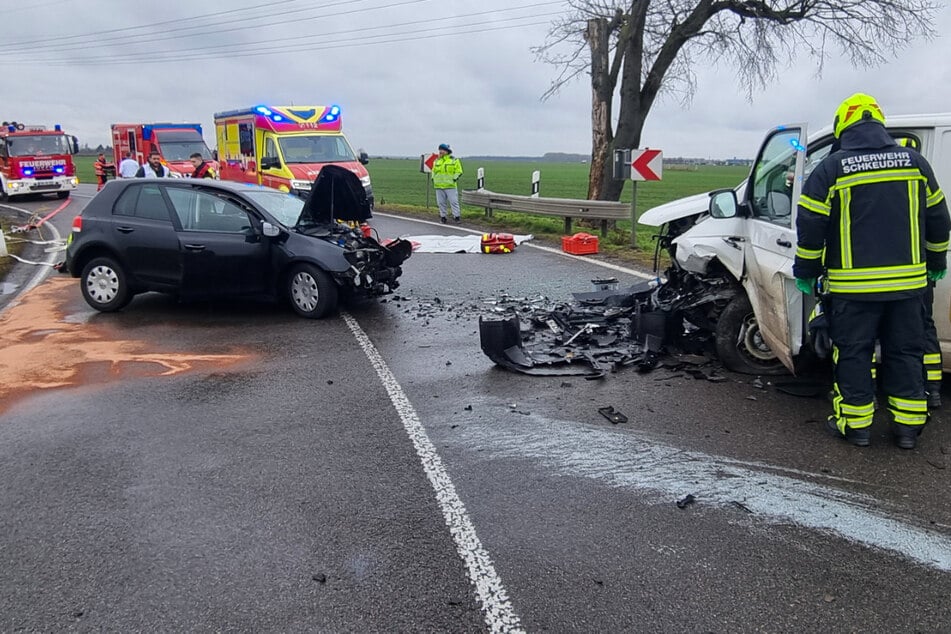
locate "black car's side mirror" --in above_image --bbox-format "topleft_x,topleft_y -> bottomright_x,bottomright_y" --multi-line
262,222 -> 280,238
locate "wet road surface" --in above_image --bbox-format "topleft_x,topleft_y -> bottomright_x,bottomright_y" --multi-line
1,187 -> 949,631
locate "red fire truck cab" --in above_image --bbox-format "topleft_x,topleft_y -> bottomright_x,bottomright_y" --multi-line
0,121 -> 79,200
111,122 -> 217,178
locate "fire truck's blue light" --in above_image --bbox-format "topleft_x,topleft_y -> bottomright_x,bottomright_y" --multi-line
273,115 -> 283,122
6,126 -> 13,132
23,168 -> 34,177
54,124 -> 62,131
255,106 -> 272,116
329,106 -> 340,116
54,166 -> 65,174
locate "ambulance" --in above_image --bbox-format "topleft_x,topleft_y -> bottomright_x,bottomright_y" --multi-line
213,105 -> 372,205
0,121 -> 79,200
110,123 -> 217,177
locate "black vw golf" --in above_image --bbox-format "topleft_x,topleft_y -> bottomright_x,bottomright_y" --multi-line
65,166 -> 412,318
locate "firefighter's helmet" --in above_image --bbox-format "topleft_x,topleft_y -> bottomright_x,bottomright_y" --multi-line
833,93 -> 885,138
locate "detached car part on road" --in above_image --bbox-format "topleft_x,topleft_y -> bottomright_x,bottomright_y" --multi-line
65,166 -> 412,318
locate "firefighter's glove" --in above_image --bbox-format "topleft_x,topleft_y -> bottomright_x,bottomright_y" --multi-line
927,269 -> 947,282
795,277 -> 816,295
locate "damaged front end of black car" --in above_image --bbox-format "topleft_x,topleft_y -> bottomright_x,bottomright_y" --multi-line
295,164 -> 412,301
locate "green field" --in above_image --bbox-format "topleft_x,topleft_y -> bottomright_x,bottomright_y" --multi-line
74,155 -> 748,254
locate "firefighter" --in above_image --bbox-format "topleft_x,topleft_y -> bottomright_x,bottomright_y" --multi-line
794,93 -> 951,449
432,143 -> 463,223
189,152 -> 216,179
93,152 -> 114,191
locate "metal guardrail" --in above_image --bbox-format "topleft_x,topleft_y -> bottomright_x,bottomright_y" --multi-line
460,189 -> 628,237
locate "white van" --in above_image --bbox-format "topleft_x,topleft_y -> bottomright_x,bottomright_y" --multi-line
639,114 -> 951,374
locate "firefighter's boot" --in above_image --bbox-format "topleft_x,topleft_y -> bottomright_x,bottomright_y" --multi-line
826,416 -> 871,447
891,423 -> 923,450
926,382 -> 942,410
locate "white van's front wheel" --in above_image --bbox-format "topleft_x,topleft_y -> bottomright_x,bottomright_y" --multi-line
715,294 -> 789,375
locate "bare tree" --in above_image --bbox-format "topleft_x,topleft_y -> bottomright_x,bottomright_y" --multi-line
535,0 -> 939,202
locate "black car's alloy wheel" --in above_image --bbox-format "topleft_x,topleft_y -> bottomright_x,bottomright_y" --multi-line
288,264 -> 338,319
80,256 -> 132,312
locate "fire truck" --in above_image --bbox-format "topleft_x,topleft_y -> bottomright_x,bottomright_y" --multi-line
111,122 -> 217,177
0,121 -> 79,200
214,105 -> 372,205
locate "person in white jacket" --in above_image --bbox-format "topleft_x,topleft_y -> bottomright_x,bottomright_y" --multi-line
135,152 -> 171,178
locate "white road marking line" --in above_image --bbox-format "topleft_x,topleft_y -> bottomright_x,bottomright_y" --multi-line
373,211 -> 654,280
342,312 -> 525,633
455,416 -> 951,574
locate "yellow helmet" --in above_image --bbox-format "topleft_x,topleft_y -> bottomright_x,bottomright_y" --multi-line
833,93 -> 885,138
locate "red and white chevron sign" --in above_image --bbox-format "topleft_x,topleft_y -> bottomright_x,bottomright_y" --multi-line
630,148 -> 663,181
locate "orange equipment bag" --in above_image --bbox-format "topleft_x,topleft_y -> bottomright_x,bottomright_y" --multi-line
481,233 -> 516,254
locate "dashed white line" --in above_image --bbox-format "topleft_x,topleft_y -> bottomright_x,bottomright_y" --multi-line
342,312 -> 525,633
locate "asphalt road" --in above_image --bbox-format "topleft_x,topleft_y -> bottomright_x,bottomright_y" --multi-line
1,184 -> 949,632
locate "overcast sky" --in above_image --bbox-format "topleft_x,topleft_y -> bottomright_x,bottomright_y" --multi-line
6,0 -> 951,160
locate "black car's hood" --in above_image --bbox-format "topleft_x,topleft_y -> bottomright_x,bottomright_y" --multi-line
299,164 -> 372,224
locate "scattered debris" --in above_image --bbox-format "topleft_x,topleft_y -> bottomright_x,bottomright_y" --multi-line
312,573 -> 327,583
823,594 -> 836,604
676,494 -> 697,509
752,377 -> 765,390
730,501 -> 753,514
746,396 -> 758,401
926,460 -> 946,470
464,405 -> 473,411
597,405 -> 628,424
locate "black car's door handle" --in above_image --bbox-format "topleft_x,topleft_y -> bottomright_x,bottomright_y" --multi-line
116,226 -> 135,233
776,239 -> 792,248
184,244 -> 206,251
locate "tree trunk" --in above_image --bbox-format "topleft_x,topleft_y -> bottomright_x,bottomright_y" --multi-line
585,18 -> 613,201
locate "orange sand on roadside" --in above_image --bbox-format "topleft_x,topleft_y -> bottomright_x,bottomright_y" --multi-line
0,277 -> 252,414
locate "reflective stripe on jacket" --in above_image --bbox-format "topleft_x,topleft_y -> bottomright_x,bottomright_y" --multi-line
793,121 -> 951,299
432,155 -> 463,189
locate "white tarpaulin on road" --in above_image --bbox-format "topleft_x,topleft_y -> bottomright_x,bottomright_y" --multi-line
399,234 -> 533,254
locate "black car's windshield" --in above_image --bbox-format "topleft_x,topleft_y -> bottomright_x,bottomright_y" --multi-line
278,134 -> 355,164
6,134 -> 71,156
154,130 -> 212,161
244,190 -> 305,226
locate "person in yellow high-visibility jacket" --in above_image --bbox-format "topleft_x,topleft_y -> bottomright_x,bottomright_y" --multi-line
432,143 -> 463,224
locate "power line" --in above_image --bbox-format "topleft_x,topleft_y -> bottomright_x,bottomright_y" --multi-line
0,0 -> 428,55
41,19 -> 554,66
23,2 -> 562,65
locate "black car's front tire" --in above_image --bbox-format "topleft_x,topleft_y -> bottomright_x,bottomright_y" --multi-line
287,264 -> 338,319
80,256 -> 132,312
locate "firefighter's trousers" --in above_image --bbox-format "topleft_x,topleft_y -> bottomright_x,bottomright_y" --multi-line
923,282 -> 942,388
829,295 -> 928,430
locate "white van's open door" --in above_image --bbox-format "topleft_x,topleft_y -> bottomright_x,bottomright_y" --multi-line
739,125 -> 807,372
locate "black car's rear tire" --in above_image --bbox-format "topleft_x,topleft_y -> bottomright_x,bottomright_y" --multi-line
80,256 -> 132,312
287,263 -> 338,319
715,293 -> 789,375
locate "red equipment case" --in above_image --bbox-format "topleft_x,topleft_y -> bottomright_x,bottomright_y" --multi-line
481,233 -> 516,254
562,232 -> 599,255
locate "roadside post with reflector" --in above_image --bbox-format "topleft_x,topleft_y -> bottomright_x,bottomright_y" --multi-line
613,148 -> 663,247
477,167 -> 485,191
531,170 -> 541,198
420,152 -> 438,208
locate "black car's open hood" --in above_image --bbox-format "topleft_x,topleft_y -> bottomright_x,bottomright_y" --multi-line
299,164 -> 372,224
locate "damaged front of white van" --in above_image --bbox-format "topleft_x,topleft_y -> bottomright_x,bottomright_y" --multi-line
641,114 -> 951,375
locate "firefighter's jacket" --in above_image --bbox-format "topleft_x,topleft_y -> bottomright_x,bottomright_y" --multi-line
794,121 -> 951,300
432,154 -> 463,189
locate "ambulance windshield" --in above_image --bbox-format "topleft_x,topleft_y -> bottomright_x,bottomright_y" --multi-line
278,134 -> 355,164
6,135 -> 71,157
154,130 -> 212,161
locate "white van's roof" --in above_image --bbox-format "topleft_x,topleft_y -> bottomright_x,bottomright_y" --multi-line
810,112 -> 951,139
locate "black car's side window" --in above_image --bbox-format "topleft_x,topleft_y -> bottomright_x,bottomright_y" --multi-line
166,188 -> 252,233
114,184 -> 172,221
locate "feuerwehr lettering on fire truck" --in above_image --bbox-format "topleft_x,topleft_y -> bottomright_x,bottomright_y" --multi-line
18,160 -> 66,169
841,151 -> 913,174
